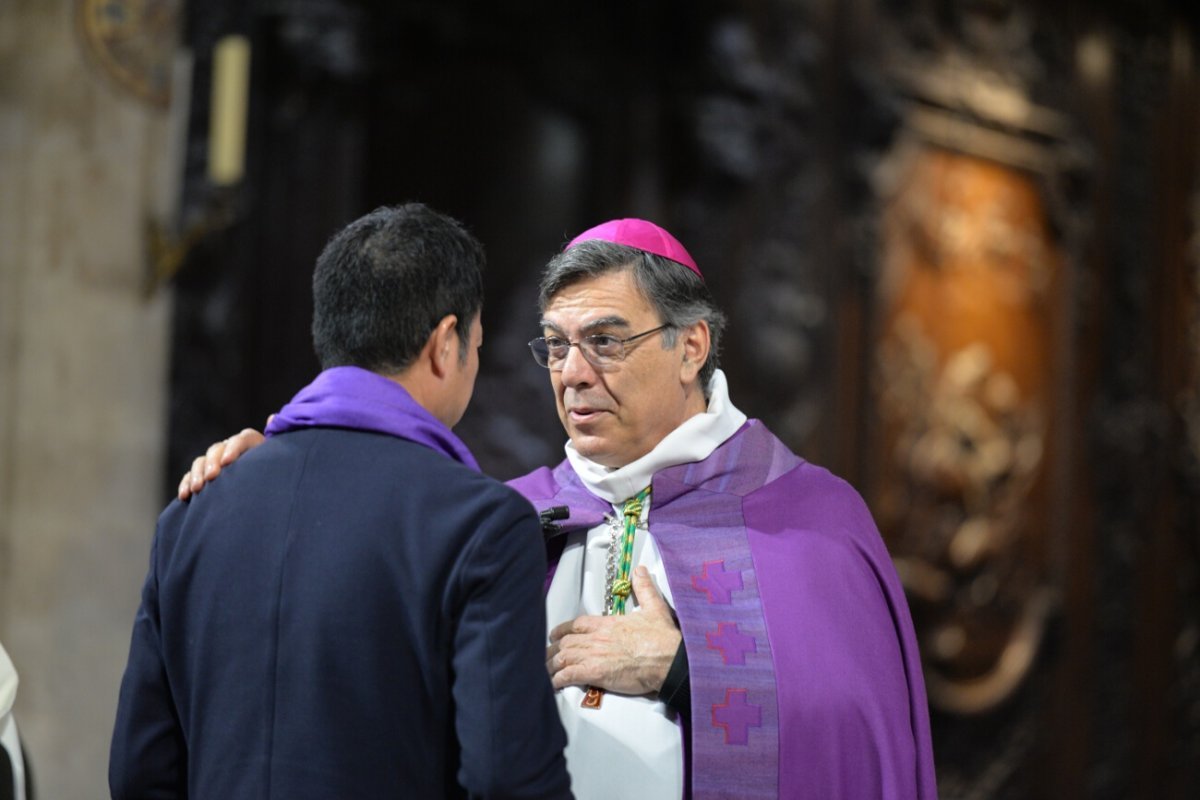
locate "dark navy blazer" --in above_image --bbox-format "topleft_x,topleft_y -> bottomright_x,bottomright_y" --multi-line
110,428 -> 570,799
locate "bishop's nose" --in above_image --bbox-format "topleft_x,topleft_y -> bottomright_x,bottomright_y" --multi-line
558,341 -> 598,387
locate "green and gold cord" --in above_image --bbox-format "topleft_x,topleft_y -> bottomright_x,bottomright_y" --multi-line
611,486 -> 650,615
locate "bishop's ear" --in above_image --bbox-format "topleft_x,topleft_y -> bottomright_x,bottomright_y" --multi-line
678,320 -> 711,382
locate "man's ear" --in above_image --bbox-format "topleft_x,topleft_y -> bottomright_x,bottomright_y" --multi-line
678,319 -> 710,383
428,314 -> 460,378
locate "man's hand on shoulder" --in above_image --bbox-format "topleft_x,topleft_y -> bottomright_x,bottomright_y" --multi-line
545,566 -> 682,696
177,427 -> 266,501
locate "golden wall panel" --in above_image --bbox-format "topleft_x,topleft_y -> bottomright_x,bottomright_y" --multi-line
873,145 -> 1062,714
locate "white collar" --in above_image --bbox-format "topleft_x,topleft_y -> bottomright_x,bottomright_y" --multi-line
0,642 -> 17,717
564,369 -> 747,504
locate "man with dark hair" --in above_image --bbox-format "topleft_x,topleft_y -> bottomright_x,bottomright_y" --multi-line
183,217 -> 937,799
111,203 -> 571,799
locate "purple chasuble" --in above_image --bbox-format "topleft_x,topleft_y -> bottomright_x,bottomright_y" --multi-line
264,366 -> 479,470
509,420 -> 937,800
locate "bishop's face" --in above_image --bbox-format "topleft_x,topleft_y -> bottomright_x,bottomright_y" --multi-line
540,269 -> 703,468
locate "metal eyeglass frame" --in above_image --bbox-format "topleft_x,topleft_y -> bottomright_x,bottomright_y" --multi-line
528,324 -> 671,370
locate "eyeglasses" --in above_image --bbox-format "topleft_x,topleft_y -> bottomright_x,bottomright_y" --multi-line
528,324 -> 671,370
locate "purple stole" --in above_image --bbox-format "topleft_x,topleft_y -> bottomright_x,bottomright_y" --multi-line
650,425 -> 802,798
512,422 -> 790,797
264,366 -> 479,470
510,420 -> 937,800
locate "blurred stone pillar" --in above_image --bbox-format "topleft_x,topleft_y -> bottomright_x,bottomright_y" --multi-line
0,1 -> 177,796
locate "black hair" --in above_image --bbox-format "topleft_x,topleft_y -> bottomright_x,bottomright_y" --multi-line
312,203 -> 484,372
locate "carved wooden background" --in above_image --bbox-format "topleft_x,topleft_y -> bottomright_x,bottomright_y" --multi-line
168,0 -> 1199,796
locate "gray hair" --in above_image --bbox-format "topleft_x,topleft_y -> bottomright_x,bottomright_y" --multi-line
538,240 -> 727,394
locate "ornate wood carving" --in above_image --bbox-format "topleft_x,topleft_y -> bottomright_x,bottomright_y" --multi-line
675,7 -> 831,460
873,145 -> 1061,715
857,2 -> 1089,796
864,0 -> 1081,722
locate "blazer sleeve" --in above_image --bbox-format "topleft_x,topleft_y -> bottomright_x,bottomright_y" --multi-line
448,493 -> 571,800
110,528 -> 188,799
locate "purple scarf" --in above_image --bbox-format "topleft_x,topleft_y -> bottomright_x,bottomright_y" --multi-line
264,366 -> 480,471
